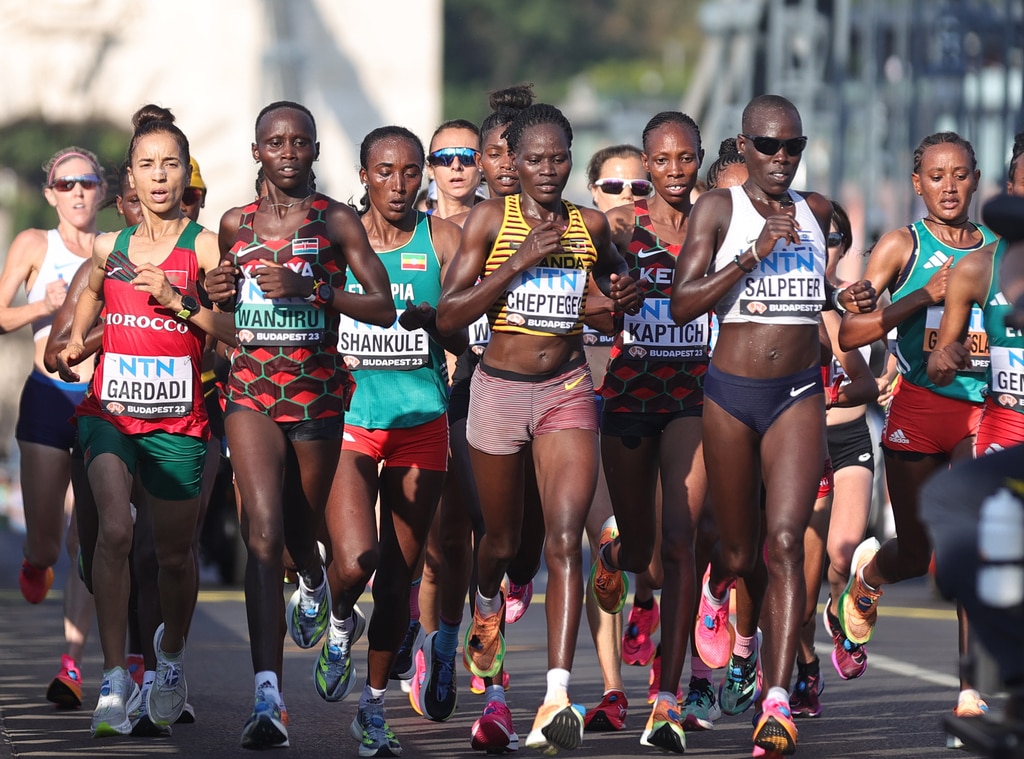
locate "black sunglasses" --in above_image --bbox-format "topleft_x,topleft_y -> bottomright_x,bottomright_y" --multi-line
743,135 -> 808,157
594,178 -> 653,196
827,231 -> 844,248
182,187 -> 205,206
428,147 -> 479,168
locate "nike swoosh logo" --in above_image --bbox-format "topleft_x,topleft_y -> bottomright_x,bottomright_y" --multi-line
107,267 -> 123,277
636,248 -> 660,259
789,382 -> 815,397
564,375 -> 585,391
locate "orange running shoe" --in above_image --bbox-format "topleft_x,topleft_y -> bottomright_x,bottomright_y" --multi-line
46,654 -> 83,709
525,696 -> 585,754
640,697 -> 686,754
19,559 -> 53,604
838,537 -> 882,645
589,517 -> 628,614
463,600 -> 505,679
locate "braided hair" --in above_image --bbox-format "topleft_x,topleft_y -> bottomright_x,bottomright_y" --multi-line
501,104 -> 573,155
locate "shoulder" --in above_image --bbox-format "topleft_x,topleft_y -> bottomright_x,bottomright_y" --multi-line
578,205 -> 610,234
953,246 -> 994,281
798,191 -> 833,221
6,228 -> 49,263
218,204 -> 248,233
863,226 -> 914,285
194,228 -> 221,265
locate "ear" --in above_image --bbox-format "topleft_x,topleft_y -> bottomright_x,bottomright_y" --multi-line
698,148 -> 706,168
42,187 -> 58,209
641,152 -> 650,173
251,142 -> 260,163
314,141 -> 321,162
127,167 -> 137,190
358,167 -> 368,187
911,171 -> 922,196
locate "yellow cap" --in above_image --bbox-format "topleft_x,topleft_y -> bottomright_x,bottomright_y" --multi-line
188,157 -> 206,192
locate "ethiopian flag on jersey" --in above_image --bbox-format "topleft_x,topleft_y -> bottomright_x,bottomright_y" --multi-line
401,252 -> 428,271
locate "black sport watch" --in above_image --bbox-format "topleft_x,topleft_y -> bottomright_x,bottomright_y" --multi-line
314,281 -> 333,307
176,294 -> 201,321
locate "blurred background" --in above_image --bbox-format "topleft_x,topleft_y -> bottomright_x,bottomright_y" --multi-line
0,0 -> 1021,533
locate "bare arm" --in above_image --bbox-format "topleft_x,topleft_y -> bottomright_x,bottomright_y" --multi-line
822,309 -> 878,407
926,249 -> 990,386
43,259 -> 103,372
56,237 -> 110,381
325,202 -> 396,327
0,229 -> 58,333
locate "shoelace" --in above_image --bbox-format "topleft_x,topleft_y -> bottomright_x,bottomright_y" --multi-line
435,654 -> 455,695
299,583 -> 321,617
158,661 -> 182,688
684,680 -> 711,706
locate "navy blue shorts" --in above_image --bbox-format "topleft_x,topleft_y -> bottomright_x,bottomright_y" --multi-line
15,370 -> 88,450
704,363 -> 823,436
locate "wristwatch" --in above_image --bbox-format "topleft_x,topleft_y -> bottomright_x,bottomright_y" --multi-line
176,294 -> 201,321
313,281 -> 333,306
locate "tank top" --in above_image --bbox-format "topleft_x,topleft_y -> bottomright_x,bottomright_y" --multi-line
225,195 -> 352,422
600,199 -> 707,414
891,219 -> 994,402
714,186 -> 826,325
337,213 -> 448,429
485,195 -> 597,336
982,239 -> 1024,413
28,229 -> 90,340
76,222 -> 207,439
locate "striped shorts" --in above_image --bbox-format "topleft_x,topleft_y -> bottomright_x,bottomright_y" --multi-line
466,356 -> 598,456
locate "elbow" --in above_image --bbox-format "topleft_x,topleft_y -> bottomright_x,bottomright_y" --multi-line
434,301 -> 457,337
372,299 -> 398,328
669,298 -> 690,326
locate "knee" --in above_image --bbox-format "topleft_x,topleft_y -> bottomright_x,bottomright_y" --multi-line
543,528 -> 582,570
484,531 -> 521,568
660,531 -> 695,571
764,526 -> 804,570
97,520 -> 134,558
718,543 -> 758,577
244,527 -> 285,568
332,546 -> 378,590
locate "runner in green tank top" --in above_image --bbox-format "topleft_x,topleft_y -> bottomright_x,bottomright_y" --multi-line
838,132 -> 995,731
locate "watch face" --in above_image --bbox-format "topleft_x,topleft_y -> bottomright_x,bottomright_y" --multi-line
316,283 -> 333,301
181,295 -> 200,313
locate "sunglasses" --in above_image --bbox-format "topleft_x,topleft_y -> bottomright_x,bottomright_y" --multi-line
594,178 -> 653,196
182,187 -> 205,205
428,147 -> 479,167
743,135 -> 808,157
50,174 -> 102,192
827,231 -> 844,248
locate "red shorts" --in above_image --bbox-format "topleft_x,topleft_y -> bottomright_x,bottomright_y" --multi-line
342,412 -> 448,472
817,457 -> 834,500
975,397 -> 1024,456
881,379 -> 982,458
466,357 -> 598,456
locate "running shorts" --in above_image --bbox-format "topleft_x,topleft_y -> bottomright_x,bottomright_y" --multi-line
342,412 -> 449,472
881,379 -> 982,459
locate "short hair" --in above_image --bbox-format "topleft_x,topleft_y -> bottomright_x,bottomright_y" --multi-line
586,144 -> 643,186
912,132 -> 977,174
741,95 -> 800,134
705,138 -> 745,190
429,119 -> 480,152
1009,131 -> 1024,183
501,104 -> 573,155
641,111 -> 702,155
254,101 -> 317,139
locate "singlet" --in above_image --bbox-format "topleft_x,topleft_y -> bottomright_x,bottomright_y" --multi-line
714,186 -> 826,325
337,213 -> 448,430
485,194 -> 597,336
600,199 -> 708,414
225,195 -> 352,422
76,222 -> 208,439
982,239 -> 1024,413
891,219 -> 994,402
27,229 -> 90,340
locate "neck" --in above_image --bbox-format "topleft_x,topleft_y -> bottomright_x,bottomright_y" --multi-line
136,210 -> 186,240
436,193 -> 474,219
519,192 -> 564,223
742,181 -> 792,208
265,188 -> 312,209
362,207 -> 417,249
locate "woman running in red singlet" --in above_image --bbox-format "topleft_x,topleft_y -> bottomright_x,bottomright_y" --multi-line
57,104 -> 234,738
203,101 -> 394,750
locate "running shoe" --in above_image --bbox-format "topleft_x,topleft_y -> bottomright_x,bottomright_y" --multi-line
719,631 -> 762,716
421,630 -> 458,722
647,653 -> 684,704
148,623 -> 187,726
589,517 -> 628,614
409,648 -> 426,715
838,537 -> 882,645
470,669 -> 511,695
622,599 -> 660,666
19,558 -> 53,604
752,697 -> 798,756
640,698 -> 687,754
464,601 -> 506,679
176,702 -> 196,724
240,682 -> 289,749
789,664 -> 823,718
823,597 -> 868,679
948,690 -> 990,749
315,606 -> 366,702
91,666 -> 142,738
349,700 -> 402,757
680,676 -> 721,731
583,689 -> 628,732
390,619 -> 425,681
524,697 -> 585,754
285,569 -> 330,649
46,654 -> 83,709
471,700 -> 519,754
126,653 -> 145,688
694,565 -> 735,669
131,684 -> 173,737
504,578 -> 534,624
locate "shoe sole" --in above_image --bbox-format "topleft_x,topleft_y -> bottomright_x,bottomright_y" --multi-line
132,715 -> 173,737
463,624 -> 505,680
583,710 -> 625,732
241,713 -> 290,749
47,677 -> 82,709
838,539 -> 880,646
540,707 -> 584,751
471,720 -> 519,753
753,715 -> 797,755
641,722 -> 686,753
588,558 -> 628,615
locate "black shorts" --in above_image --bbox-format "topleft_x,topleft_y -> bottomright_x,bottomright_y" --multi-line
600,406 -> 701,441
448,377 -> 471,424
223,399 -> 343,442
15,370 -> 86,450
827,415 -> 874,473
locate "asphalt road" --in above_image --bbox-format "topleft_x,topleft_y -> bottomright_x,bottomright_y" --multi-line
0,525 -> 1002,759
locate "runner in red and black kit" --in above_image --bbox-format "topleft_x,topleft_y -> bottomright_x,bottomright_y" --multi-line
203,101 -> 394,750
589,111 -> 711,754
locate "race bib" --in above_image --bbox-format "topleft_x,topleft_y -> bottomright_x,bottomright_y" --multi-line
738,231 -> 825,318
923,305 -> 988,372
337,316 -> 429,370
622,298 -> 709,361
989,346 -> 1024,411
100,352 -> 192,418
234,265 -> 326,347
504,266 -> 585,334
468,314 -> 491,356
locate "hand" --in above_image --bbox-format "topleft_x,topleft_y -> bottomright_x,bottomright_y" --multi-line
876,375 -> 897,406
131,263 -> 179,309
56,342 -> 84,382
514,220 -> 566,268
932,341 -> 971,376
923,257 -> 954,303
44,278 -> 68,314
205,260 -> 239,306
398,299 -> 435,331
840,280 -> 877,314
253,259 -> 310,299
754,213 -> 801,259
610,273 -> 642,315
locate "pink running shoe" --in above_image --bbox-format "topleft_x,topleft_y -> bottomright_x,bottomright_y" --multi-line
470,669 -> 511,695
503,579 -> 533,625
471,700 -> 519,753
823,596 -> 868,680
622,599 -> 660,667
694,566 -> 735,670
408,648 -> 426,716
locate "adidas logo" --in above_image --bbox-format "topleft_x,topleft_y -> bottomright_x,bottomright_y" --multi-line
990,292 -> 1009,307
887,428 -> 910,444
922,252 -> 950,269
